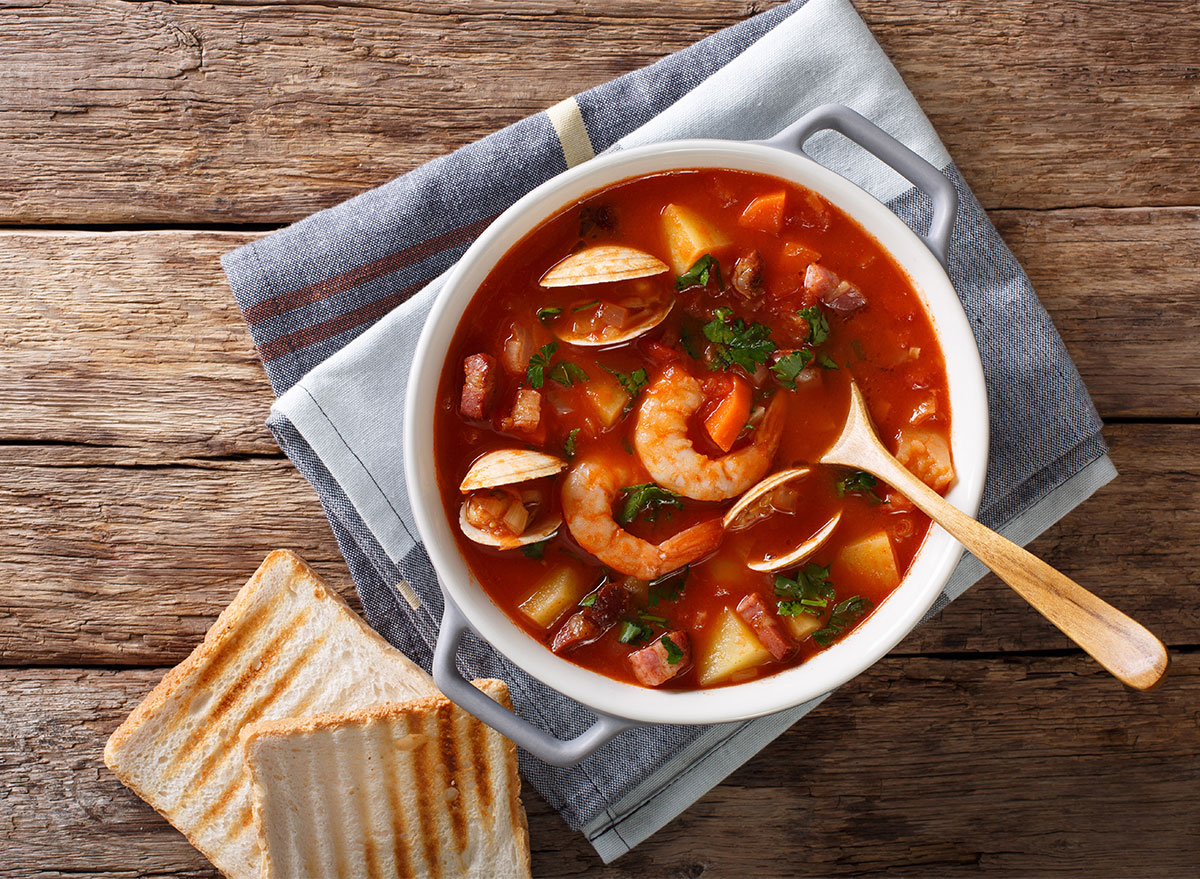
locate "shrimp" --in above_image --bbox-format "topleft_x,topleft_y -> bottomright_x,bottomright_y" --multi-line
561,457 -> 722,580
634,366 -> 787,501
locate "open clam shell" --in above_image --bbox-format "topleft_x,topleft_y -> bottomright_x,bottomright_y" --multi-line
723,467 -> 843,573
551,299 -> 674,347
459,449 -> 566,492
540,245 -> 669,288
458,505 -> 562,549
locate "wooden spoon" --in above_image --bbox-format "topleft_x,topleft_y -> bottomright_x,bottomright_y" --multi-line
821,382 -> 1168,690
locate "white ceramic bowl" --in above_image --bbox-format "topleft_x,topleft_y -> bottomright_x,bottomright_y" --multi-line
405,113 -> 988,741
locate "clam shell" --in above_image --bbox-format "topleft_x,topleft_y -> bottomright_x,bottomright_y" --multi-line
722,467 -> 843,573
552,299 -> 673,347
540,245 -> 669,288
459,449 -> 567,492
459,505 -> 562,549
723,468 -> 813,531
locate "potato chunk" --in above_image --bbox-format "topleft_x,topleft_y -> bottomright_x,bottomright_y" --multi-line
661,203 -> 731,275
782,612 -> 822,641
696,607 -> 773,685
582,367 -> 630,428
896,425 -> 955,492
519,566 -> 588,629
833,530 -> 900,592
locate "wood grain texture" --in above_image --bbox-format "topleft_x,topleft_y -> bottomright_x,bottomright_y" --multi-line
0,423 -> 1193,665
1,208 -> 1196,465
2,0 -> 1198,224
3,654 -> 1196,877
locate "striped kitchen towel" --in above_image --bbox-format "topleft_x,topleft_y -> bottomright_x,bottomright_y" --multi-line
222,0 -> 1114,862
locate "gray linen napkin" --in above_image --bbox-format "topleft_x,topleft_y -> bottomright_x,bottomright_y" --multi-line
222,0 -> 1115,861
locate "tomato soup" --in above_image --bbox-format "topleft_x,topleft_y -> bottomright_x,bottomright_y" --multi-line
434,169 -> 953,690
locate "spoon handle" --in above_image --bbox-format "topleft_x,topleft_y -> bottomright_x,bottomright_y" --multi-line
862,448 -> 1169,690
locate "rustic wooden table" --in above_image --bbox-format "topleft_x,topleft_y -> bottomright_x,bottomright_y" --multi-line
3,2 -> 1198,876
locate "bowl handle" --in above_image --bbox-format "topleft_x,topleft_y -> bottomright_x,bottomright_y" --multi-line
433,594 -> 640,767
762,104 -> 958,266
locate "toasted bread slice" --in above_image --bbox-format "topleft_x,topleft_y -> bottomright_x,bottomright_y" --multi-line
242,679 -> 531,879
103,550 -> 439,879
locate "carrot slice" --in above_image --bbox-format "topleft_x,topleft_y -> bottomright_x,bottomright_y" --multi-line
738,191 -> 787,234
704,376 -> 752,452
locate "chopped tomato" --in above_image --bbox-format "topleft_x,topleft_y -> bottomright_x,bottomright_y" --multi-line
703,375 -> 752,453
738,191 -> 787,234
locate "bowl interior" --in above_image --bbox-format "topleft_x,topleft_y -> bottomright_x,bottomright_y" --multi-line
405,141 -> 989,726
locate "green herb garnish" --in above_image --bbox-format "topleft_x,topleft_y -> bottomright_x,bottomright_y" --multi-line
797,305 -> 830,345
638,611 -> 669,626
621,436 -> 634,455
774,564 -> 835,617
679,320 -> 701,359
525,342 -> 557,389
572,299 -> 601,313
536,306 -> 563,321
579,592 -> 597,608
771,349 -> 813,389
702,307 -> 776,373
618,620 -> 654,645
813,596 -> 873,647
618,482 -> 683,525
563,427 -> 581,460
817,353 -> 839,370
661,635 -> 684,665
603,365 -> 648,411
548,359 -> 590,387
648,565 -> 689,607
675,254 -> 722,291
521,541 -> 548,561
835,470 -> 881,503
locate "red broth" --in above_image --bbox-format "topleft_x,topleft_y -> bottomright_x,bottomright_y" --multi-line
434,169 -> 953,690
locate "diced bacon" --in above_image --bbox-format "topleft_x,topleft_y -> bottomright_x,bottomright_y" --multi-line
551,581 -> 629,653
824,280 -> 867,314
803,263 -> 839,300
501,323 -> 533,375
735,593 -> 794,661
629,630 -> 691,687
730,250 -> 764,299
499,388 -> 542,435
459,353 -> 497,419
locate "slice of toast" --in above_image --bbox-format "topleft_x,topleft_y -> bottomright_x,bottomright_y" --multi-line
242,679 -> 531,879
104,550 -> 439,879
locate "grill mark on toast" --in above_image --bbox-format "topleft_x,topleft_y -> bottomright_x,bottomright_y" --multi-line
412,711 -> 445,878
468,707 -> 493,815
436,702 -> 470,858
161,603 -> 314,782
383,717 -> 415,876
354,722 -> 384,879
145,589 -> 280,756
181,630 -> 323,829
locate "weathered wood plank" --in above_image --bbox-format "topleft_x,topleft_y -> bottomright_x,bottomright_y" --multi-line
1,209 -> 1196,462
3,655 -> 1196,877
2,0 -> 1197,224
0,423 -> 1193,665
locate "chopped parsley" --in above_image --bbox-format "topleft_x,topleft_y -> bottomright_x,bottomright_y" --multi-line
661,634 -> 684,665
771,349 -> 813,389
621,436 -> 634,455
520,541 -> 548,561
579,592 -> 597,608
817,353 -> 839,370
603,365 -> 648,411
835,470 -> 882,503
525,342 -> 557,389
679,320 -> 701,359
774,564 -> 835,617
548,359 -> 590,387
618,620 -> 654,645
571,299 -> 601,313
536,306 -> 563,321
797,305 -> 830,345
648,565 -> 689,607
563,427 -> 581,460
618,482 -> 683,526
702,307 -> 776,373
813,595 -> 873,646
675,254 -> 722,291
638,611 -> 669,626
